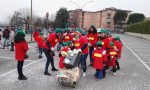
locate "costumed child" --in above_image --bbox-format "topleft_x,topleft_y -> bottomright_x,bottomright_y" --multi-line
114,36 -> 123,70
59,42 -> 70,69
14,30 -> 28,80
36,32 -> 45,58
107,42 -> 118,76
92,41 -> 105,80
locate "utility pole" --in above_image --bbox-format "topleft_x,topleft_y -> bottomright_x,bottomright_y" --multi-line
30,0 -> 33,41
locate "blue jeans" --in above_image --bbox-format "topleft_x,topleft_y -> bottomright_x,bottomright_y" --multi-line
3,38 -> 9,48
95,69 -> 103,80
81,54 -> 88,73
57,43 -> 62,51
89,46 -> 94,64
44,51 -> 55,71
39,47 -> 43,56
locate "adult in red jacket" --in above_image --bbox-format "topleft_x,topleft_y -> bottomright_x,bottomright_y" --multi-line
14,30 -> 28,80
43,28 -> 62,76
79,31 -> 89,77
62,28 -> 73,43
114,36 -> 123,70
92,41 -> 105,80
87,25 -> 98,66
33,30 -> 40,42
36,33 -> 45,58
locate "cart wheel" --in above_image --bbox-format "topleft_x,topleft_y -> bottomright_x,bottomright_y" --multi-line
72,82 -> 77,88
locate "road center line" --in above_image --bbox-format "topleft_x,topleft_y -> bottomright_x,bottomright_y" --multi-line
123,41 -> 150,71
0,58 -> 46,78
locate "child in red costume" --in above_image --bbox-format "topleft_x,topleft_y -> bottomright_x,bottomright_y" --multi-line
59,42 -> 70,69
36,32 -> 45,58
107,42 -> 118,76
114,36 -> 123,70
92,41 -> 105,80
14,30 -> 28,80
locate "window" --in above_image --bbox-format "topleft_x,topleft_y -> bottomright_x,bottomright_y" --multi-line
107,22 -> 110,25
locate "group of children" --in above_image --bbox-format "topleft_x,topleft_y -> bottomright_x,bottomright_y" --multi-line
32,25 -> 123,81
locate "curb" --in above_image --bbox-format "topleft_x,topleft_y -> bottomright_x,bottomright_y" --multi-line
125,33 -> 150,41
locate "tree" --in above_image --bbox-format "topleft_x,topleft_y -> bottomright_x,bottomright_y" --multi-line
9,8 -> 37,29
127,13 -> 145,24
113,10 -> 128,29
55,8 -> 69,28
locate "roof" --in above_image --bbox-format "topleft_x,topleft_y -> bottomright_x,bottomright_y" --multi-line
69,7 -> 132,13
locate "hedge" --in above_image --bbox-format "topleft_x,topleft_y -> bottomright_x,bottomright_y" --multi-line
124,20 -> 150,34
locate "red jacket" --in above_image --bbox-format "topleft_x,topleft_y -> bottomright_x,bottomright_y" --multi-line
87,33 -> 98,46
36,36 -> 44,48
63,33 -> 73,42
114,41 -> 123,59
59,47 -> 69,69
79,36 -> 88,54
33,31 -> 40,42
43,33 -> 59,50
107,47 -> 117,67
73,40 -> 81,49
98,37 -> 110,50
15,41 -> 28,61
48,33 -> 59,47
92,49 -> 105,70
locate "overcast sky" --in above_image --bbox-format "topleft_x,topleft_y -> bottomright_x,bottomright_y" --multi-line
0,0 -> 150,23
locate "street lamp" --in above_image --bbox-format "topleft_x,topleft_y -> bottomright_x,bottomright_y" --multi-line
70,0 -> 93,9
70,0 -> 93,28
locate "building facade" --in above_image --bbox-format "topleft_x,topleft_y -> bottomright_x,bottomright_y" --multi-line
69,7 -> 131,31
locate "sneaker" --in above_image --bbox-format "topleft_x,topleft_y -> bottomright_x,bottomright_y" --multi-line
44,71 -> 51,76
18,76 -> 28,80
113,73 -> 117,76
89,63 -> 93,67
82,72 -> 86,77
116,67 -> 120,71
52,68 -> 58,71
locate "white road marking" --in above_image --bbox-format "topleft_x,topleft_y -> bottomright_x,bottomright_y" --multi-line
0,58 -> 46,78
0,56 -> 15,60
0,56 -> 37,62
144,62 -> 150,64
28,50 -> 38,53
123,41 -> 150,71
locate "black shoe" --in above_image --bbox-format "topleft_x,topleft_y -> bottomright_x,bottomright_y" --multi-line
18,76 -> 28,80
89,63 -> 93,67
10,49 -> 14,51
44,71 -> 51,76
52,68 -> 58,71
38,55 -> 43,58
116,67 -> 120,70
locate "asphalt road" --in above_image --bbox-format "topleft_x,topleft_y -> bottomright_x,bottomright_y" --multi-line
0,34 -> 150,90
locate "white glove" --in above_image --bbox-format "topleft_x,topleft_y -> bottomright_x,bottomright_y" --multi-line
64,33 -> 67,36
73,37 -> 76,41
102,50 -> 106,55
51,47 -> 54,51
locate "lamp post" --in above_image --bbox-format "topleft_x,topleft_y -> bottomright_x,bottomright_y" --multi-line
70,0 -> 93,28
46,12 -> 49,33
30,0 -> 33,41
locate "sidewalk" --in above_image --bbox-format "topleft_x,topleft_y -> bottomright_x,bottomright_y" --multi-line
125,32 -> 150,41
